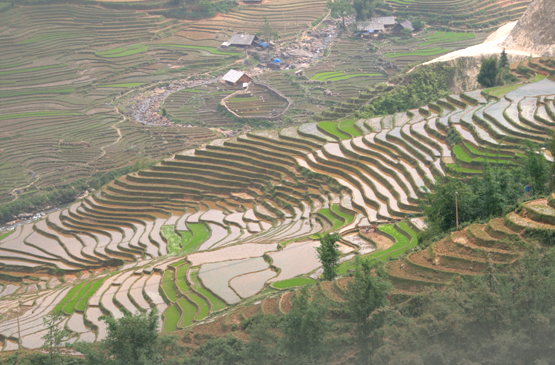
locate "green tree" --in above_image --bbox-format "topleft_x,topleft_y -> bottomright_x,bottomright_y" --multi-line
327,0 -> 355,28
316,232 -> 342,280
500,48 -> 509,68
76,310 -> 181,365
412,19 -> 425,32
344,259 -> 392,364
525,141 -> 548,195
353,0 -> 378,21
279,287 -> 330,363
477,57 -> 499,88
548,131 -> 555,192
257,16 -> 278,43
41,313 -> 70,365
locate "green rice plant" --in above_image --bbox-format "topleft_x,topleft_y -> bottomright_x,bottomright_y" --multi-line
162,270 -> 179,302
176,263 -> 191,294
163,304 -> 180,332
187,292 -> 210,320
385,48 -> 446,58
331,204 -> 355,226
319,121 -> 351,140
99,46 -> 149,58
0,64 -> 65,75
311,71 -> 343,81
272,277 -> 315,289
182,223 -> 210,255
453,145 -> 472,163
162,225 -> 182,254
189,268 -> 226,311
449,165 -> 482,173
337,223 -> 415,274
0,88 -> 74,98
53,282 -> 86,314
228,97 -> 260,103
0,111 -> 80,121
325,73 -> 381,81
157,44 -> 238,56
76,277 -> 109,311
177,298 -> 197,328
339,120 -> 362,138
318,207 -> 344,231
101,83 -> 145,88
0,230 -> 14,241
419,32 -> 476,46
63,282 -> 93,314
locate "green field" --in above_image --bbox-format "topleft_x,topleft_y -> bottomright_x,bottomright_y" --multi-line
272,277 -> 315,289
339,120 -> 362,138
419,32 -> 476,46
162,225 -> 182,254
76,277 -> 109,311
454,145 -> 473,163
385,48 -> 446,58
337,223 -> 416,274
53,282 -> 87,314
0,64 -> 65,75
187,292 -> 210,320
63,282 -> 93,314
0,111 -> 80,121
176,263 -> 191,294
0,230 -> 14,241
318,207 -> 345,232
177,298 -> 197,328
158,44 -> 239,56
163,271 -> 179,302
101,83 -> 145,88
190,269 -> 227,312
182,223 -> 210,255
319,121 -> 351,140
331,204 -> 355,226
163,305 -> 181,332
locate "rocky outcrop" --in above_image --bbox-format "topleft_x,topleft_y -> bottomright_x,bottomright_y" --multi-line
501,0 -> 555,57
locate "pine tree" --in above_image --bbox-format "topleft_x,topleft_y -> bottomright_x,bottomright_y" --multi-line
500,48 -> 509,68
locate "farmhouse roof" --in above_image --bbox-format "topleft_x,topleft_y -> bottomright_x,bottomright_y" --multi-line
375,16 -> 396,26
222,69 -> 247,83
229,34 -> 257,46
357,20 -> 385,32
399,20 -> 414,31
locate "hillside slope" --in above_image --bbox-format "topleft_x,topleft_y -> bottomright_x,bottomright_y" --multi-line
501,0 -> 555,57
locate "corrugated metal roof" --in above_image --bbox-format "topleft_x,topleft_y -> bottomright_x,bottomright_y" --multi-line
229,34 -> 256,46
375,16 -> 396,26
400,20 -> 414,31
222,69 -> 246,83
357,20 -> 385,32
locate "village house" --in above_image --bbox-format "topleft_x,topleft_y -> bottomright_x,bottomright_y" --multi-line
393,20 -> 415,34
226,34 -> 260,48
356,16 -> 405,38
221,69 -> 252,87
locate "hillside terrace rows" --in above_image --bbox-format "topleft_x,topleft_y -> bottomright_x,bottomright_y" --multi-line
0,4 -> 246,201
1,72 -> 555,349
180,0 -> 327,41
386,0 -> 532,30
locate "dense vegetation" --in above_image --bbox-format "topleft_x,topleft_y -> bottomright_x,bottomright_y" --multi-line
355,63 -> 456,118
9,247 -> 555,364
478,54 -> 519,88
0,159 -> 154,224
421,141 -> 552,239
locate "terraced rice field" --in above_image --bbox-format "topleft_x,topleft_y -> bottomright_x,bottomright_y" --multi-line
1,64 -> 555,350
0,4 -> 248,204
385,0 -> 532,30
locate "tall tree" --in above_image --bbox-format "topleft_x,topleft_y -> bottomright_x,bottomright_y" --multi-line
41,313 -> 70,365
316,232 -> 342,280
477,57 -> 499,88
258,16 -> 278,43
279,287 -> 330,363
344,259 -> 392,364
327,0 -> 355,28
525,141 -> 549,195
500,48 -> 509,68
76,310 -> 181,365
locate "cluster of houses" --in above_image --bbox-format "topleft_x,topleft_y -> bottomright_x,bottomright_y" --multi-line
355,16 -> 414,38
